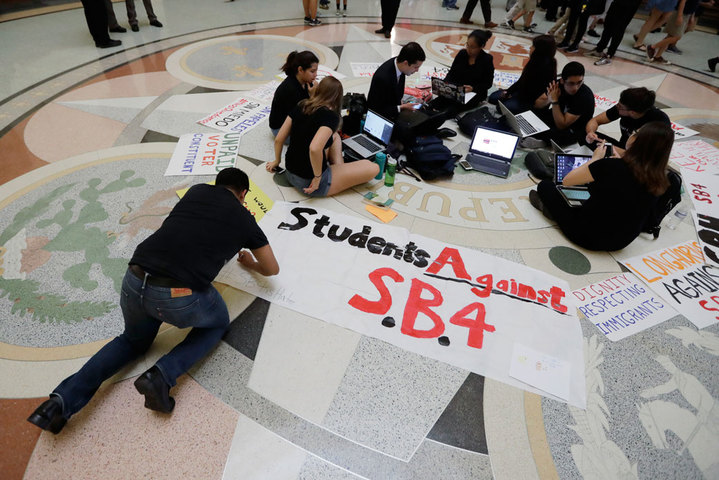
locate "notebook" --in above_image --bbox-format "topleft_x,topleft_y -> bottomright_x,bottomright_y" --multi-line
498,100 -> 550,138
465,125 -> 520,178
431,77 -> 475,104
343,110 -> 394,158
554,153 -> 592,207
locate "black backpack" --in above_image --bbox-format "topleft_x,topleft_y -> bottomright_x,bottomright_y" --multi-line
341,93 -> 368,136
406,136 -> 456,181
642,170 -> 682,239
457,106 -> 509,136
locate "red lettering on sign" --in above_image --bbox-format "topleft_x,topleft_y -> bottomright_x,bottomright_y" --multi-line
449,303 -> 495,349
401,278 -> 445,338
425,247 -> 471,280
699,295 -> 719,320
471,273 -> 493,298
348,267 -> 404,314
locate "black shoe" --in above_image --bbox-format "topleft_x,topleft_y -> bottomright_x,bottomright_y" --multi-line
95,39 -> 122,48
709,57 -> 718,72
131,24 -> 139,32
437,127 -> 457,138
150,20 -> 163,28
27,396 -> 67,434
587,29 -> 599,37
109,26 -> 127,33
384,30 -> 392,38
529,190 -> 554,220
556,41 -> 569,49
375,28 -> 386,34
134,366 -> 175,413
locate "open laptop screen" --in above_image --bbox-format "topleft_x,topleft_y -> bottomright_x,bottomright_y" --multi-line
555,154 -> 591,183
470,126 -> 519,160
363,110 -> 393,145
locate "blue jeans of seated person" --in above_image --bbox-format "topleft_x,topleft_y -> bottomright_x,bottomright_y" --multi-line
52,268 -> 229,419
488,89 -> 531,114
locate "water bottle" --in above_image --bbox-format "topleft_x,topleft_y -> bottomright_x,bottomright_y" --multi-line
374,152 -> 386,180
384,156 -> 397,187
665,200 -> 689,230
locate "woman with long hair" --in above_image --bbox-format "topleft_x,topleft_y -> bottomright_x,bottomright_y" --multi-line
529,121 -> 673,251
489,34 -> 557,113
267,77 -> 379,197
269,50 -> 319,136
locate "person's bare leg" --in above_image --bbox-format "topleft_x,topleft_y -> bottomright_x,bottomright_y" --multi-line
303,0 -> 310,17
523,10 -> 535,28
309,0 -> 318,18
634,8 -> 662,46
327,161 -> 379,196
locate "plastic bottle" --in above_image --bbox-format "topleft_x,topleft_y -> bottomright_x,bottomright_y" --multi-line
384,156 -> 397,187
374,152 -> 386,180
665,199 -> 689,230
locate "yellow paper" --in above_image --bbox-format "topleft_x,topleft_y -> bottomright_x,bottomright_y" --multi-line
366,204 -> 397,223
176,180 -> 273,222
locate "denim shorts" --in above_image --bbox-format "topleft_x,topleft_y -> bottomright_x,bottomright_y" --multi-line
647,0 -> 677,12
286,168 -> 332,197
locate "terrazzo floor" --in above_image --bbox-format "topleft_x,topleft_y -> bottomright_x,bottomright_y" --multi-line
1,1 -> 718,479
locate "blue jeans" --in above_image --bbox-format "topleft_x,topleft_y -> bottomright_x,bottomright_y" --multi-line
52,268 -> 229,419
443,0 -> 458,6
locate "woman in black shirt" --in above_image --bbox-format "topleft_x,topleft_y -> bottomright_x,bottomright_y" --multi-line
438,29 -> 494,112
489,34 -> 557,114
529,122 -> 673,251
269,50 -> 319,136
267,77 -> 379,197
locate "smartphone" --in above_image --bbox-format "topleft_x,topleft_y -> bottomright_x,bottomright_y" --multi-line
604,143 -> 613,158
458,159 -> 473,171
274,167 -> 285,174
412,104 -> 422,110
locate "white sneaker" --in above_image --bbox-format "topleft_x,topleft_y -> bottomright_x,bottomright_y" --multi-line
594,55 -> 612,66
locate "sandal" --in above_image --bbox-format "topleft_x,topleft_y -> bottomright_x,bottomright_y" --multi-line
633,44 -> 646,52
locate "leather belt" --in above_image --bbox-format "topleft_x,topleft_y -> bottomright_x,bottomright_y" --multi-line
129,264 -> 186,288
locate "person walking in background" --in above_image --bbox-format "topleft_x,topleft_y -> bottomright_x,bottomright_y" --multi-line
585,0 -> 642,65
375,0 -> 401,38
336,0 -> 348,16
646,0 -> 699,64
80,0 -> 122,48
501,0 -> 538,32
443,0 -> 460,10
632,0 -> 680,51
104,0 -> 127,33
709,56 -> 719,72
460,0 -> 498,26
125,0 -> 162,31
557,0 -> 607,53
303,0 -> 321,26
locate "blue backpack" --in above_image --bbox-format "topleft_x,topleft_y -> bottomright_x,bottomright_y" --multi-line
406,136 -> 456,181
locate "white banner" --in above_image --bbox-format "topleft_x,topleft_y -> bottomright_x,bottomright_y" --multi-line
621,240 -> 719,329
198,97 -> 272,134
350,62 -> 380,78
593,93 -> 618,112
493,71 -> 520,89
165,132 -> 239,176
216,202 -> 586,407
669,139 -> 719,173
418,65 -> 449,82
671,121 -> 699,139
572,273 -> 676,341
246,80 -> 281,104
681,166 -> 719,267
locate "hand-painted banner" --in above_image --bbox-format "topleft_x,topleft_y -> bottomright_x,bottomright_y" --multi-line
198,97 -> 272,134
572,273 -> 676,341
246,80 -> 281,104
418,65 -> 449,82
593,93 -> 618,112
165,132 -> 239,176
671,121 -> 699,139
669,139 -> 719,173
493,71 -> 520,89
350,62 -> 380,78
681,166 -> 719,267
215,202 -> 586,407
621,240 -> 719,329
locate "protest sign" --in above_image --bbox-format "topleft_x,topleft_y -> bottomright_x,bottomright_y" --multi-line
572,273 -> 676,341
681,167 -> 719,267
215,202 -> 587,407
669,139 -> 719,173
671,121 -> 699,140
316,65 -> 346,82
621,240 -> 719,329
493,71 -> 520,89
176,179 -> 273,221
198,97 -> 272,134
418,65 -> 449,82
350,62 -> 380,78
246,80 -> 281,104
165,133 -> 239,176
593,93 -> 618,112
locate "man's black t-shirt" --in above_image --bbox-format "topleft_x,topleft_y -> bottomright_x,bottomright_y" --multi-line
559,83 -> 595,136
130,184 -> 268,290
605,105 -> 670,147
269,75 -> 310,129
285,105 -> 340,179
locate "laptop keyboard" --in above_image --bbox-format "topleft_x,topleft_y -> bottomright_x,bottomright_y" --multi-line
467,154 -> 509,176
516,116 -> 538,135
355,135 -> 382,151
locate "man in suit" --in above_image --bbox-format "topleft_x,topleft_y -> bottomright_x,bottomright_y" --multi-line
375,0 -> 401,38
367,42 -> 425,121
80,0 -> 121,48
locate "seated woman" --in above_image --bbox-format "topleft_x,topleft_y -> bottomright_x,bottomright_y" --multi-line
488,34 -> 556,114
528,121 -> 673,251
268,50 -> 319,137
267,77 -> 379,197
430,29 -> 494,113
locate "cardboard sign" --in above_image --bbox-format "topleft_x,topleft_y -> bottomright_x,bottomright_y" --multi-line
669,140 -> 719,173
671,121 -> 699,140
246,80 -> 281,104
681,166 -> 719,267
493,71 -> 520,89
621,240 -> 719,329
198,97 -> 272,134
165,133 -> 239,176
572,273 -> 676,341
350,62 -> 381,78
215,202 -> 587,407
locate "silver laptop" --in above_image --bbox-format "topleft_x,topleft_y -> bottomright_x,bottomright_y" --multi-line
465,125 -> 520,178
431,77 -> 466,104
343,110 -> 394,158
498,100 -> 549,138
554,153 -> 592,207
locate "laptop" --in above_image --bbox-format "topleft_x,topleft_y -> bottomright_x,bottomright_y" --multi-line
343,110 -> 394,158
465,125 -> 520,178
498,100 -> 550,138
554,153 -> 592,207
431,77 -> 469,104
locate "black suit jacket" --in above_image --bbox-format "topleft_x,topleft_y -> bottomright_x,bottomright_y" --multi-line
367,57 -> 405,121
